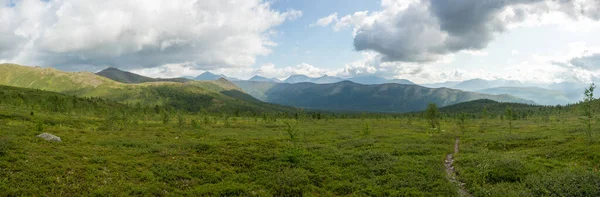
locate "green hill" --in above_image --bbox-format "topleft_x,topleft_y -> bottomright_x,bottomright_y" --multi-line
438,99 -> 552,116
96,67 -> 191,83
0,64 -> 295,114
234,80 -> 535,113
437,98 -> 598,117
0,84 -> 127,117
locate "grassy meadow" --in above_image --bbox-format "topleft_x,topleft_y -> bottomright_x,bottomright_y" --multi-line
1,85 -> 600,196
0,109 -> 458,196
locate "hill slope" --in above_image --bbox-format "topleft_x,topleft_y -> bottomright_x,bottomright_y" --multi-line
438,99 -> 549,115
96,67 -> 191,83
234,80 -> 534,113
450,78 -> 523,91
476,86 -> 570,106
0,64 -> 295,114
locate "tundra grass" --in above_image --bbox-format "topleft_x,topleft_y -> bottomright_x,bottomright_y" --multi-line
453,118 -> 600,196
0,110 -> 458,196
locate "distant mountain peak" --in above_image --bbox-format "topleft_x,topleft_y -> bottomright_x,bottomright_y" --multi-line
248,75 -> 277,82
195,71 -> 226,80
99,66 -> 124,72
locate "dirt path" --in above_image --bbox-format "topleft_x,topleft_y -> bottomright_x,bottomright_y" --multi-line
445,138 -> 472,197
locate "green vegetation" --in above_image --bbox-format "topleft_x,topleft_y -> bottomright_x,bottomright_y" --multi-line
0,63 -> 297,115
426,103 -> 439,129
581,83 -> 596,140
457,112 -> 467,134
1,64 -> 600,196
506,106 -> 513,133
0,85 -> 458,196
96,67 -> 191,84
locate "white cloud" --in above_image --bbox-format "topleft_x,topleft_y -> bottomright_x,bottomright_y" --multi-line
129,62 -> 205,78
310,12 -> 338,27
233,63 -> 337,79
333,11 -> 372,32
462,50 -> 489,56
131,62 -> 339,80
316,0 -> 600,63
0,0 -> 301,71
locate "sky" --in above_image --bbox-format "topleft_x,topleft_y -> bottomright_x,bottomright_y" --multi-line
1,0 -> 600,84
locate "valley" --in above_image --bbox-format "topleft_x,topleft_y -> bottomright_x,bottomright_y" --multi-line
2,1 -> 600,196
0,63 -> 598,196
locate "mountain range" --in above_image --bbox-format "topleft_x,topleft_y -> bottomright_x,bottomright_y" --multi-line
422,78 -> 597,105
101,66 -> 535,112
191,71 -> 416,85
423,78 -> 523,91
0,64 -> 294,114
0,64 -> 540,113
281,74 -> 415,85
233,81 -> 534,112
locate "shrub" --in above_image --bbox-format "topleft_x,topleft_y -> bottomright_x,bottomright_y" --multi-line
362,123 -> 372,136
0,137 -> 13,156
483,158 -> 531,184
271,168 -> 311,196
35,121 -> 44,133
284,121 -> 300,141
525,169 -> 600,196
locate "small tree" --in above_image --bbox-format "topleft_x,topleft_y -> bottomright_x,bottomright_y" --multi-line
457,112 -> 467,134
191,119 -> 198,129
506,106 -> 513,133
425,103 -> 439,129
581,83 -> 596,139
284,121 -> 300,141
204,116 -> 211,125
162,112 -> 170,125
177,113 -> 185,128
480,106 -> 488,132
36,121 -> 44,133
223,116 -> 231,127
362,123 -> 372,136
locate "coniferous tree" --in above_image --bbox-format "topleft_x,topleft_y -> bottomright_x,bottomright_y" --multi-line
481,106 -> 488,132
581,83 -> 596,139
162,111 -> 170,125
457,112 -> 467,134
425,103 -> 439,128
506,106 -> 513,133
177,113 -> 185,128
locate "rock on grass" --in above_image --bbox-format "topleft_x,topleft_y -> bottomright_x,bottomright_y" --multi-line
36,133 -> 62,142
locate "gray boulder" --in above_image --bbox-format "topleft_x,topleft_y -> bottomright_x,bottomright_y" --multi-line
36,133 -> 62,142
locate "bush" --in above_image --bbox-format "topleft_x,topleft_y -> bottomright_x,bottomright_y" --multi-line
0,137 -> 13,156
284,121 -> 300,141
281,147 -> 307,165
474,158 -> 532,184
362,123 -> 372,136
271,168 -> 311,196
525,169 -> 600,196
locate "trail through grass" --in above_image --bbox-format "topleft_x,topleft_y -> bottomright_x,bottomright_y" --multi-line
445,138 -> 472,197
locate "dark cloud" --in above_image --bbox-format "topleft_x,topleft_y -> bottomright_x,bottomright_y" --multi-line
354,3 -> 446,62
428,0 -> 543,51
352,0 -> 600,63
570,53 -> 600,70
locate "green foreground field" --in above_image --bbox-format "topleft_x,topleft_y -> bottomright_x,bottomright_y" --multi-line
1,86 -> 600,196
0,113 -> 458,196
